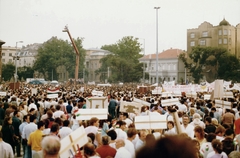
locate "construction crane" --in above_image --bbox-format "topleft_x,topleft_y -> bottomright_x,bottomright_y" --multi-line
62,25 -> 79,86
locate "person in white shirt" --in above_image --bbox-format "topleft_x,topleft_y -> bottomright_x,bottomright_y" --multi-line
181,114 -> 194,138
22,115 -> 38,158
135,130 -> 147,151
85,117 -> 102,147
200,133 -> 216,158
115,139 -> 131,158
125,128 -> 138,158
0,131 -> 14,158
59,120 -> 72,139
115,120 -> 128,140
119,113 -> 133,127
53,105 -> 64,118
177,100 -> 187,113
28,100 -> 38,111
206,139 -> 228,158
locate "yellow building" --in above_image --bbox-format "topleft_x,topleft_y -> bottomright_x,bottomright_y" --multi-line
187,19 -> 240,58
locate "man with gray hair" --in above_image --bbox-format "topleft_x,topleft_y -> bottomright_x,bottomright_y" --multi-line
33,136 -> 61,158
115,139 -> 131,158
96,135 -> 116,158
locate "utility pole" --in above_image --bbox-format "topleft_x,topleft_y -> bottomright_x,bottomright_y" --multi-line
62,25 -> 80,86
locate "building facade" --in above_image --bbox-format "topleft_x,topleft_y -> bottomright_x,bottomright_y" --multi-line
139,48 -> 185,84
85,48 -> 111,83
187,18 -> 240,58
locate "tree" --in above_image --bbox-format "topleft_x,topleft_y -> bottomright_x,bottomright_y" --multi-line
2,63 -> 15,81
96,36 -> 143,83
179,46 -> 240,83
33,36 -> 85,80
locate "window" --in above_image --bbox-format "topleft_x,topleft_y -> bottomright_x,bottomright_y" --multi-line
202,31 -> 208,37
9,53 -> 12,56
2,53 -> 5,56
223,29 -> 227,35
200,40 -> 206,46
9,59 -> 12,62
2,59 -> 5,62
190,33 -> 195,38
218,39 -> 222,44
190,41 -> 195,46
218,30 -> 222,35
223,38 -> 228,44
228,30 -> 231,35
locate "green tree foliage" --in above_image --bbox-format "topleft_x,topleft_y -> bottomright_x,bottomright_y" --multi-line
96,36 -> 143,83
17,66 -> 35,81
2,63 -> 15,81
179,46 -> 240,83
33,36 -> 85,80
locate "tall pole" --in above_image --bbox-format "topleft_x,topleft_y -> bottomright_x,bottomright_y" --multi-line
154,7 -> 160,86
63,26 -> 80,86
14,41 -> 23,91
143,39 -> 145,85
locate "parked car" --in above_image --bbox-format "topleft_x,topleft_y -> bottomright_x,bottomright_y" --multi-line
29,80 -> 44,85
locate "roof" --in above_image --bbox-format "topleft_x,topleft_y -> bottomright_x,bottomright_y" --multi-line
139,48 -> 184,60
219,18 -> 230,26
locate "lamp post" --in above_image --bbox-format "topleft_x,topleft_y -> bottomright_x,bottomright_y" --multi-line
154,7 -> 160,86
14,41 -> 23,90
0,40 -> 6,83
138,38 -> 145,84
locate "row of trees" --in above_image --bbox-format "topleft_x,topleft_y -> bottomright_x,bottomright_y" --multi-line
179,46 -> 240,83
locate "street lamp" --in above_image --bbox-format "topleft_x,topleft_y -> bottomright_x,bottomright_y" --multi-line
14,41 -> 23,90
154,7 -> 160,85
138,38 -> 145,84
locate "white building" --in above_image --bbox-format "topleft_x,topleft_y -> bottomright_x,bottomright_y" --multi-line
139,48 -> 186,84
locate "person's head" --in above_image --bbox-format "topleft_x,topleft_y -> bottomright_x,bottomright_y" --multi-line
192,113 -> 201,120
54,118 -> 63,126
127,128 -> 138,140
115,139 -> 125,149
83,143 -> 97,156
222,137 -> 234,155
3,116 -> 12,126
211,118 -> 218,127
146,133 -> 156,147
119,113 -> 124,121
29,108 -> 36,114
37,121 -> 45,130
215,125 -> 226,136
63,120 -> 70,127
211,139 -> 223,154
228,151 -> 240,158
13,110 -> 20,117
182,115 -> 190,126
167,121 -> 174,129
138,130 -> 147,141
225,128 -> 234,139
136,135 -> 198,158
194,126 -> 205,139
60,114 -> 67,121
102,135 -> 111,145
50,123 -> 60,134
56,105 -> 61,111
29,114 -> 37,123
23,114 -> 30,123
42,136 -> 61,158
206,133 -> 216,142
107,130 -> 117,141
205,116 -> 212,125
47,110 -> 53,118
87,133 -> 95,144
118,120 -> 127,131
89,117 -> 99,127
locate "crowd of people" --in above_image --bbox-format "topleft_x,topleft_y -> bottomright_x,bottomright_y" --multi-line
0,83 -> 240,158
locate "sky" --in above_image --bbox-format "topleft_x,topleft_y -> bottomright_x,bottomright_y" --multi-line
0,0 -> 240,55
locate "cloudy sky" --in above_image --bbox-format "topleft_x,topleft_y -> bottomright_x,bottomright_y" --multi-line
0,0 -> 240,54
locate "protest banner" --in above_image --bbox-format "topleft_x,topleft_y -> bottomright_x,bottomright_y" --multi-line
215,99 -> 232,109
86,97 -> 108,109
91,90 -> 104,96
133,97 -> 151,107
120,101 -> 142,114
161,98 -> 179,107
135,114 -> 167,130
75,109 -> 108,120
0,91 -> 7,96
